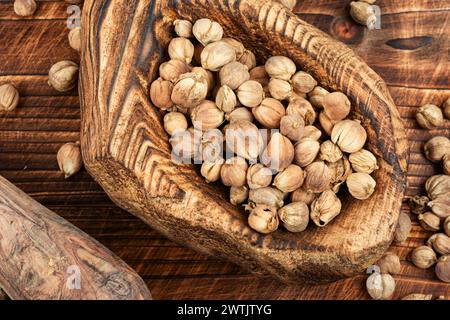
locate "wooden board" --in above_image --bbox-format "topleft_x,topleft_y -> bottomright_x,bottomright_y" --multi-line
0,0 -> 449,299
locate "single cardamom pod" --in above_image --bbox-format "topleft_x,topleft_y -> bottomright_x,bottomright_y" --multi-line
444,216 -> 450,237
350,1 -> 377,30
409,245 -> 437,269
428,196 -> 450,219
247,204 -> 279,234
394,212 -> 411,243
366,272 -> 395,300
57,142 -> 83,179
418,212 -> 441,232
428,233 -> 450,255
248,187 -> 284,209
278,202 -> 309,233
435,255 -> 450,283
376,252 -> 401,275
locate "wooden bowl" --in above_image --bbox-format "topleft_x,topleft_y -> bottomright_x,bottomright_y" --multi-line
79,0 -> 408,284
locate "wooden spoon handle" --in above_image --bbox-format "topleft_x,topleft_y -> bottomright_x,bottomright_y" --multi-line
0,175 -> 152,300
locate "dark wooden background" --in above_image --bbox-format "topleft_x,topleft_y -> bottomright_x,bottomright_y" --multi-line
0,0 -> 449,299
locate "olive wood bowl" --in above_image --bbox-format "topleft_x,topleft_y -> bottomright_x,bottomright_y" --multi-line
79,0 -> 408,283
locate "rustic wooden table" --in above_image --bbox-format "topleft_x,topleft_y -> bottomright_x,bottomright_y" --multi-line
0,0 -> 449,299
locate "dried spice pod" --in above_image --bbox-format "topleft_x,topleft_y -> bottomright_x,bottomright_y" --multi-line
219,61 -> 250,90
248,187 -> 284,208
201,41 -> 236,71
48,60 -> 79,92
425,175 -> 450,200
409,246 -> 437,269
319,140 -> 343,163
192,18 -> 223,45
273,164 -> 304,193
318,112 -> 337,136
201,129 -> 223,162
248,204 -> 279,234
224,119 -> 262,161
428,233 -> 450,255
291,187 -> 317,205
168,37 -> 194,64
57,142 -> 83,179
443,98 -> 450,120
416,104 -> 444,129
171,72 -> 208,108
261,132 -> 295,172
303,161 -> 330,193
366,273 -> 395,300
346,172 -> 376,200
301,125 -> 322,141
230,185 -> 249,205
191,100 -> 224,131
265,56 -> 296,81
377,252 -> 401,275
268,78 -> 292,100
394,212 -> 412,243
428,196 -> 450,219
350,1 -> 377,30
331,119 -> 367,153
308,86 -> 329,109
407,195 -> 430,215
215,85 -> 237,113
252,98 -> 286,128
0,83 -> 20,111
286,97 -> 316,125
322,92 -> 351,121
150,77 -> 174,110
278,202 -> 309,232
280,114 -> 305,142
349,149 -> 379,174
221,38 -> 245,59
68,27 -> 81,52
247,164 -> 273,190
225,107 -> 254,123
423,136 -> 450,163
249,66 -> 270,87
444,154 -> 450,175
444,216 -> 450,237
163,112 -> 188,136
201,159 -> 224,183
418,212 -> 441,232
191,67 -> 215,91
238,49 -> 257,70
14,0 -> 37,17
291,71 -> 317,94
310,190 -> 342,227
159,59 -> 190,82
435,256 -> 450,283
237,80 -> 265,108
220,156 -> 248,187
294,138 -> 320,167
327,156 -> 352,193
174,19 -> 193,38
401,293 -> 433,300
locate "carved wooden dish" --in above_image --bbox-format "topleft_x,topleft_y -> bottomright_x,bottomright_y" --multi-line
79,0 -> 408,283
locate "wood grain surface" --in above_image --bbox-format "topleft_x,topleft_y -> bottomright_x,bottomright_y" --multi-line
0,0 -> 449,299
0,175 -> 152,300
